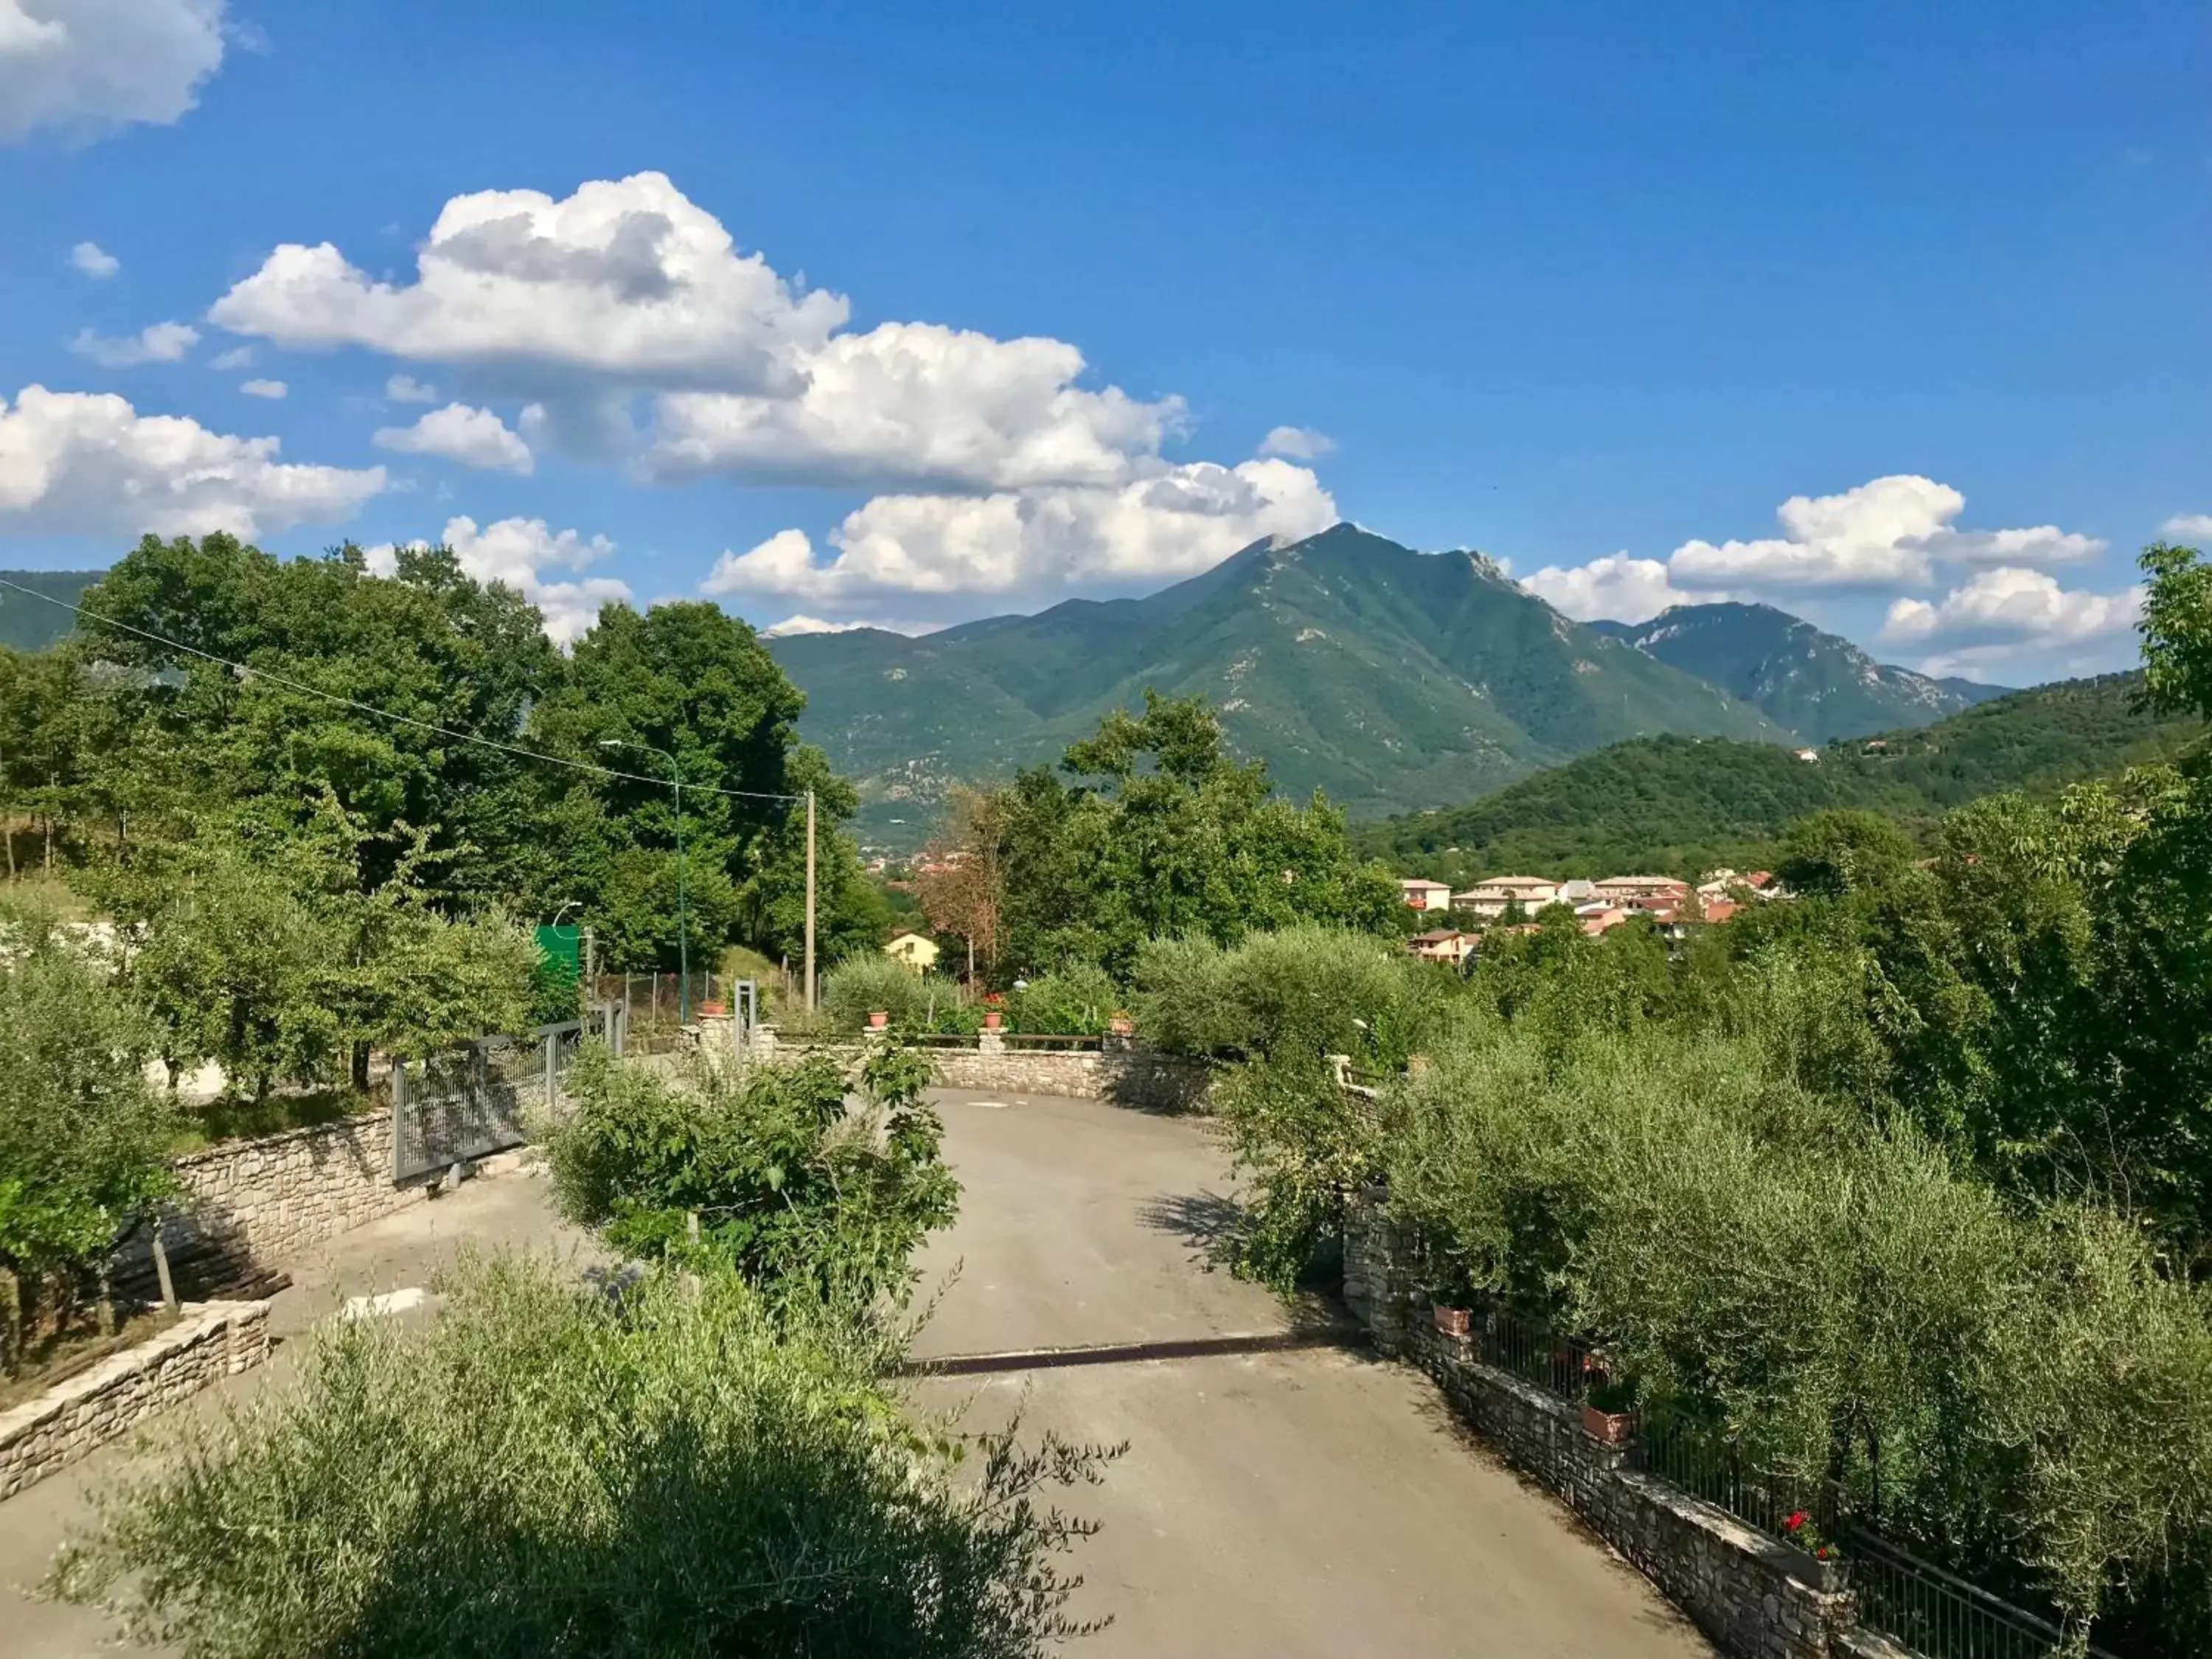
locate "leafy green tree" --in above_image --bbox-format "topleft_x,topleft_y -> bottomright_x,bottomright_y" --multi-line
47,1252 -> 1108,1658
543,1043 -> 957,1316
975,692 -> 1399,978
0,896 -> 178,1371
1775,807 -> 1919,899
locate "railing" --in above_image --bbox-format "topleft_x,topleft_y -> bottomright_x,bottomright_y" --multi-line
1632,1408 -> 1828,1543
1842,1528 -> 2112,1659
1449,1304 -> 2115,1659
1472,1299 -> 1600,1402
792,1029 -> 1107,1051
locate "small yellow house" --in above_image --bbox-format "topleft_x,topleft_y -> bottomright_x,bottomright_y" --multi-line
883,931 -> 940,973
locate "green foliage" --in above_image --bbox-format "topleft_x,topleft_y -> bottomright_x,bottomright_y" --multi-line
1366,672 -> 2203,883
1007,963 -> 1118,1035
971,693 -> 1402,978
542,1043 -> 958,1315
820,953 -> 937,1031
1130,925 -> 1461,1068
0,898 -> 178,1323
46,1251 -> 1109,1658
1774,808 -> 1920,899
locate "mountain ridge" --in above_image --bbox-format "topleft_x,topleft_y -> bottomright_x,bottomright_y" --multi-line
1587,600 -> 2008,742
769,524 -> 1791,842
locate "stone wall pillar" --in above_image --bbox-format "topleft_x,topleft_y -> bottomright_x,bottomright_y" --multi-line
1343,1183 -> 1414,1356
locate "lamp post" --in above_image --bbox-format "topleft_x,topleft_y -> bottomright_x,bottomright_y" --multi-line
601,740 -> 689,1023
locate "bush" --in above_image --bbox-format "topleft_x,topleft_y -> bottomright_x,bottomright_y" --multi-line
541,1042 -> 956,1315
47,1252 -> 1111,1658
0,898 -> 178,1372
1130,925 -> 1460,1066
820,953 -> 932,1031
1008,963 -> 1118,1035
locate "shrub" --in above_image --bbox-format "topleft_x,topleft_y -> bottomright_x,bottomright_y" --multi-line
46,1253 -> 1112,1658
541,1042 -> 956,1315
0,897 -> 178,1371
820,953 -> 933,1031
1008,963 -> 1118,1035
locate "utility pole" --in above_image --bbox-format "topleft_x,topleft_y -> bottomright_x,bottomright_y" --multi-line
804,788 -> 817,1010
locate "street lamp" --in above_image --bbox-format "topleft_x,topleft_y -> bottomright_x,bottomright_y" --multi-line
600,739 -> 690,1023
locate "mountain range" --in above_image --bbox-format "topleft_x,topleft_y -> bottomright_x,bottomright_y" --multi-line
1357,672 -> 2200,883
765,526 -> 2001,843
1588,601 -> 2007,742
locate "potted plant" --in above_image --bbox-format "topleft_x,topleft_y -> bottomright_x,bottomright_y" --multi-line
1108,1012 -> 1133,1036
982,1009 -> 1002,1032
1779,1509 -> 1847,1591
698,998 -> 727,1018
1433,1302 -> 1473,1339
868,1009 -> 889,1030
1580,1377 -> 1636,1445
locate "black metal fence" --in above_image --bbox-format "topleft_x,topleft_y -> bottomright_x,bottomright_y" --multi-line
1457,1298 -> 2112,1659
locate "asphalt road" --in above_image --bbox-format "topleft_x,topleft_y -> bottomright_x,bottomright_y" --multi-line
0,1093 -> 1713,1657
911,1088 -> 1714,1657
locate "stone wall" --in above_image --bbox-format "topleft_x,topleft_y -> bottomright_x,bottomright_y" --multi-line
117,1110 -> 423,1299
0,1300 -> 271,1500
749,1031 -> 1211,1112
1344,1186 -> 1853,1659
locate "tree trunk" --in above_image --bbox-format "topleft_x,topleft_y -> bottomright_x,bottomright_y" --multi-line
1,1266 -> 20,1379
96,1264 -> 116,1338
352,1040 -> 372,1093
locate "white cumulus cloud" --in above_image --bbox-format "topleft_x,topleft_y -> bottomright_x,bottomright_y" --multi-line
646,320 -> 1184,491
372,403 -> 533,473
69,239 -> 117,277
1669,476 -> 2104,591
239,378 -> 285,398
69,319 -> 198,366
207,344 -> 254,370
0,0 -> 229,142
365,514 -> 628,644
0,383 -> 386,538
701,457 -> 1335,613
2160,513 -> 2212,540
1520,552 -> 1702,624
1880,566 -> 2144,679
1258,425 -> 1335,461
211,172 -> 846,397
759,614 -> 877,638
384,373 -> 437,403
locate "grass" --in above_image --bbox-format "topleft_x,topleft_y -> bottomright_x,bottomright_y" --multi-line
167,1086 -> 378,1155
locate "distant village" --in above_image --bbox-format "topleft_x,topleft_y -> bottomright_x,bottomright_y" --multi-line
1397,870 -> 1781,965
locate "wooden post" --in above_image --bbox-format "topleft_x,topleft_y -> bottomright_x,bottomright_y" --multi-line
804,789 -> 817,1011
151,1218 -> 178,1315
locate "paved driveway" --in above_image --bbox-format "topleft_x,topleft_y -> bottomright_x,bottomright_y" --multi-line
912,1088 -> 1714,1658
1,1093 -> 1711,1658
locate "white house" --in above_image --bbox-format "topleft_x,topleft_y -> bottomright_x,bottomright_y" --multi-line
1408,928 -> 1477,966
1399,878 -> 1454,913
1452,876 -> 1561,919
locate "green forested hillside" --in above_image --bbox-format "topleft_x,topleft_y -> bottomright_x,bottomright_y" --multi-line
1360,672 -> 2201,880
773,524 -> 1785,842
0,571 -> 97,652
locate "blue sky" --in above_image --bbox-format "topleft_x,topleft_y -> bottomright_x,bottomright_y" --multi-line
1,0 -> 2205,681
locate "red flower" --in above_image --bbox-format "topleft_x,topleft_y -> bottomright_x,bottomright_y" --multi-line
1784,1511 -> 1808,1533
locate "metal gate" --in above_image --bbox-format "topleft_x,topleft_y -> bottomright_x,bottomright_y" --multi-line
390,1007 -> 615,1183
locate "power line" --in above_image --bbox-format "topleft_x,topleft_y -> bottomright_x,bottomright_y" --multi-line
0,573 -> 804,804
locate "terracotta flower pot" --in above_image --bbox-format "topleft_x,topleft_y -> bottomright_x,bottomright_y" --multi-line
983,1011 -> 1002,1032
1581,1405 -> 1635,1445
1433,1305 -> 1472,1339
698,1000 -> 727,1018
1108,1013 -> 1134,1036
869,1010 -> 888,1029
